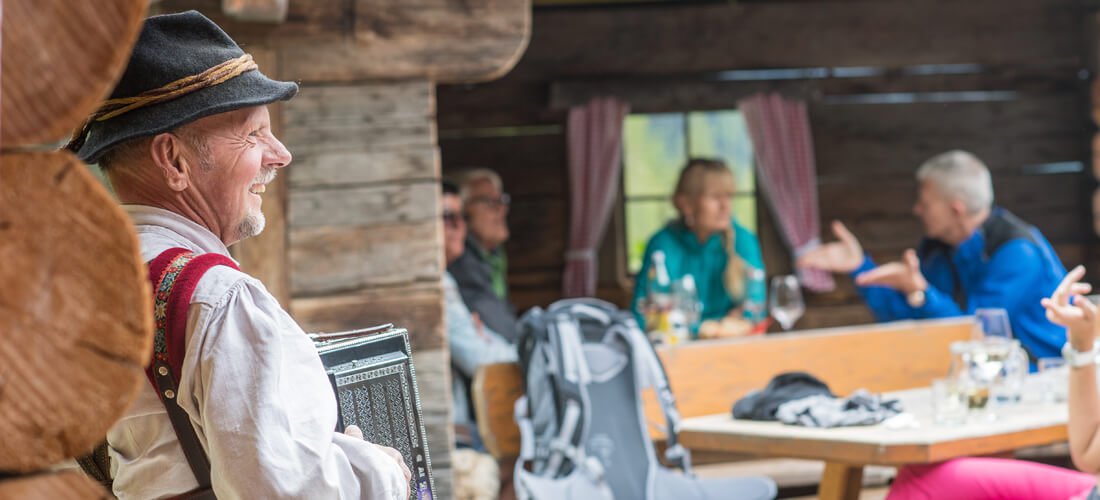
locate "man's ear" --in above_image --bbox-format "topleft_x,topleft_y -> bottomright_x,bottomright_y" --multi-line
950,198 -> 969,218
149,133 -> 190,192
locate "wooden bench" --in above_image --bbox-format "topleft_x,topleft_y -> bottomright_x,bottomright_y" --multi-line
472,317 -> 974,464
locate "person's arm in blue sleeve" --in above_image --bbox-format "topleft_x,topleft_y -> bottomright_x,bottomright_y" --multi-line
851,255 -> 912,321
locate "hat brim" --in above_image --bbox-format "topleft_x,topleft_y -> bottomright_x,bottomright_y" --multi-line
77,69 -> 298,163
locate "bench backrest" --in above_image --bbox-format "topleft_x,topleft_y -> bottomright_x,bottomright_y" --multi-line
472,317 -> 974,461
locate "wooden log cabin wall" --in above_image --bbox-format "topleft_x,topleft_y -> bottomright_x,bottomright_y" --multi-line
153,1 -> 530,496
439,0 -> 1100,329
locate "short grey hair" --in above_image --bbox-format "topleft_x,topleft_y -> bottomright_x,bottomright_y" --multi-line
456,167 -> 503,202
915,150 -> 994,214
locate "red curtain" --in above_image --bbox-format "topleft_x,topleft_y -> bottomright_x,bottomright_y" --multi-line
738,93 -> 835,292
562,97 -> 630,298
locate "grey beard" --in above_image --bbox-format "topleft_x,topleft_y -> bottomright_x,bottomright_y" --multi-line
236,211 -> 266,241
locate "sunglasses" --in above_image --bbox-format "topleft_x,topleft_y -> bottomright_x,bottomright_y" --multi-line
442,210 -> 463,228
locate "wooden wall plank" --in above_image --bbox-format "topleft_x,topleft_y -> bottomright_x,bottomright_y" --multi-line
811,95 -> 1087,180
285,82 -> 434,126
511,0 -> 1083,80
290,182 -> 438,228
289,220 -> 443,296
292,282 -> 445,351
281,83 -> 437,155
440,133 -> 568,197
290,147 -> 439,189
437,79 -> 561,130
505,197 -> 568,270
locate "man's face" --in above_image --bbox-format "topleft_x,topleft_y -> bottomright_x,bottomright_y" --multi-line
443,193 -> 466,264
912,180 -> 958,242
184,106 -> 291,245
464,177 -> 510,251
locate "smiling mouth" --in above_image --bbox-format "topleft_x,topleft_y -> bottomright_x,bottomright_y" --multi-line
249,184 -> 267,195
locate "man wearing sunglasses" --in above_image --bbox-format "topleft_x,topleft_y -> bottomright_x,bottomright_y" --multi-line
448,169 -> 519,342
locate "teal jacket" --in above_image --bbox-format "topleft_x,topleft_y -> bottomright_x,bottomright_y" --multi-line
632,220 -> 765,333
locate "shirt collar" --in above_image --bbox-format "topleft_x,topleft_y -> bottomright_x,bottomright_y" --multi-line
123,204 -> 234,259
669,220 -> 719,250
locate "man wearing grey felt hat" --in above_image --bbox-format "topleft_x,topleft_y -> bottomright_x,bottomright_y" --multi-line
69,11 -> 410,499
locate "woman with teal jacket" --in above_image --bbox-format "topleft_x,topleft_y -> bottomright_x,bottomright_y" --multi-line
632,158 -> 766,337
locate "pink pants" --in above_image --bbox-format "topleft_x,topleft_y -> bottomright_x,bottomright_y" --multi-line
886,458 -> 1096,500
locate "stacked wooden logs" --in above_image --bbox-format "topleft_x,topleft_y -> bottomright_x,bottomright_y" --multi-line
0,0 -> 150,497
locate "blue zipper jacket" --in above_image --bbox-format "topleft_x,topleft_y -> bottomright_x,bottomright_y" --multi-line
853,208 -> 1067,364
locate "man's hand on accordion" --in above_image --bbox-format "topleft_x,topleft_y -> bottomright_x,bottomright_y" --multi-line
345,425 -> 414,498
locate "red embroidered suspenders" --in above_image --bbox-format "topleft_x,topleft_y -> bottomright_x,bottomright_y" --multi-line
144,248 -> 239,499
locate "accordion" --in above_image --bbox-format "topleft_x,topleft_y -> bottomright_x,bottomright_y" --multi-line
313,324 -> 435,500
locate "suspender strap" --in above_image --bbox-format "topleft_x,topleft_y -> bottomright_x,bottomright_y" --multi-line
144,248 -> 238,496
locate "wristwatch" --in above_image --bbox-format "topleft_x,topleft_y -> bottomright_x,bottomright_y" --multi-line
1062,340 -> 1100,368
906,288 -> 926,308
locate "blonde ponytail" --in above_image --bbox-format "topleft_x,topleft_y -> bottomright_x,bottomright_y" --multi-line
722,225 -> 745,300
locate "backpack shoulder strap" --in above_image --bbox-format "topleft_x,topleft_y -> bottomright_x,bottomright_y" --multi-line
146,248 -> 237,494
613,315 -> 692,473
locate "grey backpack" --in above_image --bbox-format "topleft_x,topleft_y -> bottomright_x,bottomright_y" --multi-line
513,298 -> 776,500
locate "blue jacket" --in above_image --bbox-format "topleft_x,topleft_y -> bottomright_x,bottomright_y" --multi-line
632,220 -> 765,334
854,208 -> 1067,364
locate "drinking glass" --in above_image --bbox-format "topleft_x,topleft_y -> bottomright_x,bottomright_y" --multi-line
975,308 -> 1014,340
1038,357 -> 1068,403
931,378 -> 968,426
769,275 -> 805,331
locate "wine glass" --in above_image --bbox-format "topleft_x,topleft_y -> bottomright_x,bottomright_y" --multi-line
769,275 -> 805,331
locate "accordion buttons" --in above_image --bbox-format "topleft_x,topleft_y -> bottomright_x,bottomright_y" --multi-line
164,389 -> 176,399
158,366 -> 169,376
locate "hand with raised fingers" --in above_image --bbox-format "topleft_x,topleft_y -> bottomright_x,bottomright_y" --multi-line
796,221 -> 864,274
1041,265 -> 1097,351
854,249 -> 928,295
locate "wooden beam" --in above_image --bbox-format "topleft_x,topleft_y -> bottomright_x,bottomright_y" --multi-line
549,66 -> 1084,113
221,0 -> 287,23
510,0 -> 1085,81
158,0 -> 531,83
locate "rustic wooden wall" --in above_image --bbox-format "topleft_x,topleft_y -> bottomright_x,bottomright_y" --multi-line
438,0 -> 1098,330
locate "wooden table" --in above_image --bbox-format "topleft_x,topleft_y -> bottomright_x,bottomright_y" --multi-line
679,380 -> 1068,500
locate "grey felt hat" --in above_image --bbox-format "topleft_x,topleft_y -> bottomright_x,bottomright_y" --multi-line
70,10 -> 298,163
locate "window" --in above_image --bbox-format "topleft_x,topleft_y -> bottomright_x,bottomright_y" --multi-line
621,110 -> 757,273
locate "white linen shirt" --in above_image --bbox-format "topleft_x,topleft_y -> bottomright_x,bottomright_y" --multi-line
108,205 -> 406,500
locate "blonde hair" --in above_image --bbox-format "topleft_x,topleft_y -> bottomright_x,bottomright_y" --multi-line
673,158 -> 744,300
